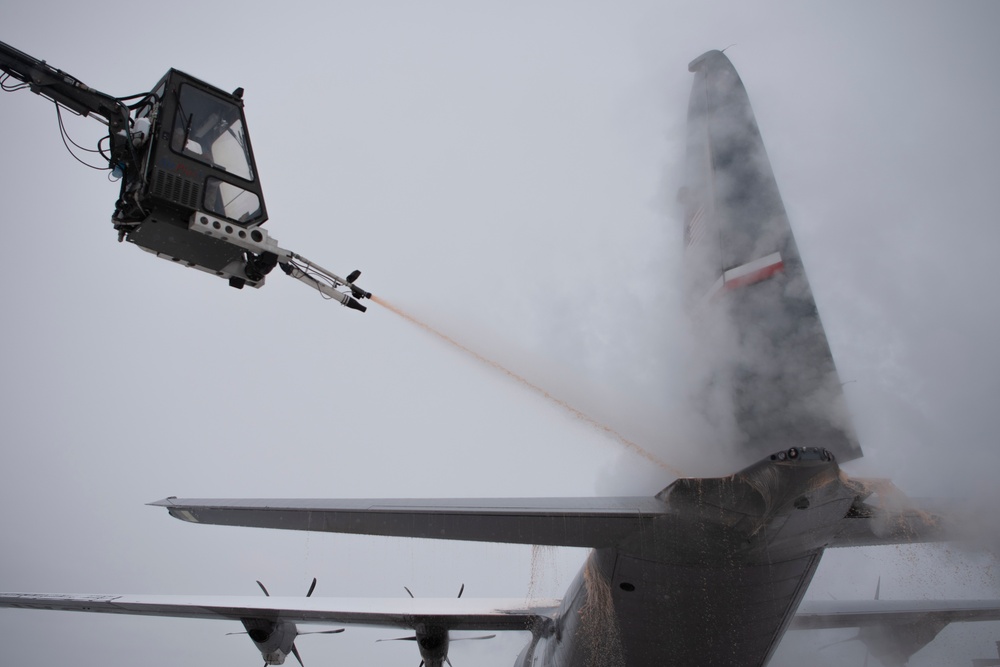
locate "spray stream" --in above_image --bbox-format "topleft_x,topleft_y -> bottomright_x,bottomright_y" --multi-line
371,295 -> 684,477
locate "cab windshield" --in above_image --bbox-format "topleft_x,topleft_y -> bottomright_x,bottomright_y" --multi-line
171,84 -> 254,181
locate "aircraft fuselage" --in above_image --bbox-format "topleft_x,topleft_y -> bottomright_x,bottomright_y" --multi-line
517,449 -> 854,667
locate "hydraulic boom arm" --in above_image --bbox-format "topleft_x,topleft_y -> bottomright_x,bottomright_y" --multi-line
0,40 -> 127,128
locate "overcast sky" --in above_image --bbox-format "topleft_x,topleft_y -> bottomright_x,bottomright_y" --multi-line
2,2 -> 1000,665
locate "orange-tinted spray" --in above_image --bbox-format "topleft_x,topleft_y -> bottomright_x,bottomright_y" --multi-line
371,295 -> 684,477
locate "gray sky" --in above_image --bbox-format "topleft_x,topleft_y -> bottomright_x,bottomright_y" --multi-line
2,2 -> 1000,665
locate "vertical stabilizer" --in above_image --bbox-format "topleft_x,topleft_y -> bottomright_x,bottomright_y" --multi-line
681,50 -> 862,463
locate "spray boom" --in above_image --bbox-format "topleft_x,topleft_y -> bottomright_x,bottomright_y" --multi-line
189,212 -> 371,310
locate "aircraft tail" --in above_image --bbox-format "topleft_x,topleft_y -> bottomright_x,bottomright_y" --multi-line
681,50 -> 862,464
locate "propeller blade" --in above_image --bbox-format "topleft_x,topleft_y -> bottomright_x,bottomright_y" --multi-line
874,576 -> 881,601
457,583 -> 465,599
224,631 -> 248,636
297,629 -> 345,635
404,586 -> 415,598
256,580 -> 270,597
376,636 -> 418,642
306,577 -> 317,598
291,642 -> 304,667
452,634 -> 496,642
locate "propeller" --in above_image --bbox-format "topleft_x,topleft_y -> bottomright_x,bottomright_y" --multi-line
403,584 -> 465,599
289,578 -> 320,667
380,585 -> 494,666
290,643 -> 304,667
254,577 -> 317,598
450,634 -> 497,643
232,578 -> 342,667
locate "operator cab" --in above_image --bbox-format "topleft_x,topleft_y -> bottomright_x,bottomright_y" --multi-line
114,69 -> 272,288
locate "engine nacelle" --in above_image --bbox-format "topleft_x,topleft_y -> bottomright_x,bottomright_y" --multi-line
241,617 -> 297,665
413,624 -> 450,667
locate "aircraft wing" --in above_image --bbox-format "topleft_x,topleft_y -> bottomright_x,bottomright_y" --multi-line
791,599 -> 1000,665
150,496 -> 668,548
0,593 -> 559,633
791,599 -> 1000,629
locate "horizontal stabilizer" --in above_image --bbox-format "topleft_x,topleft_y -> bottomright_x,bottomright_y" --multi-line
0,593 -> 560,634
829,481 -> 959,548
151,481 -> 966,551
150,496 -> 668,548
828,504 -> 954,547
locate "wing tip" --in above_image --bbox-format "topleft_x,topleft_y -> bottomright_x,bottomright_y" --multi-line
147,497 -> 203,523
